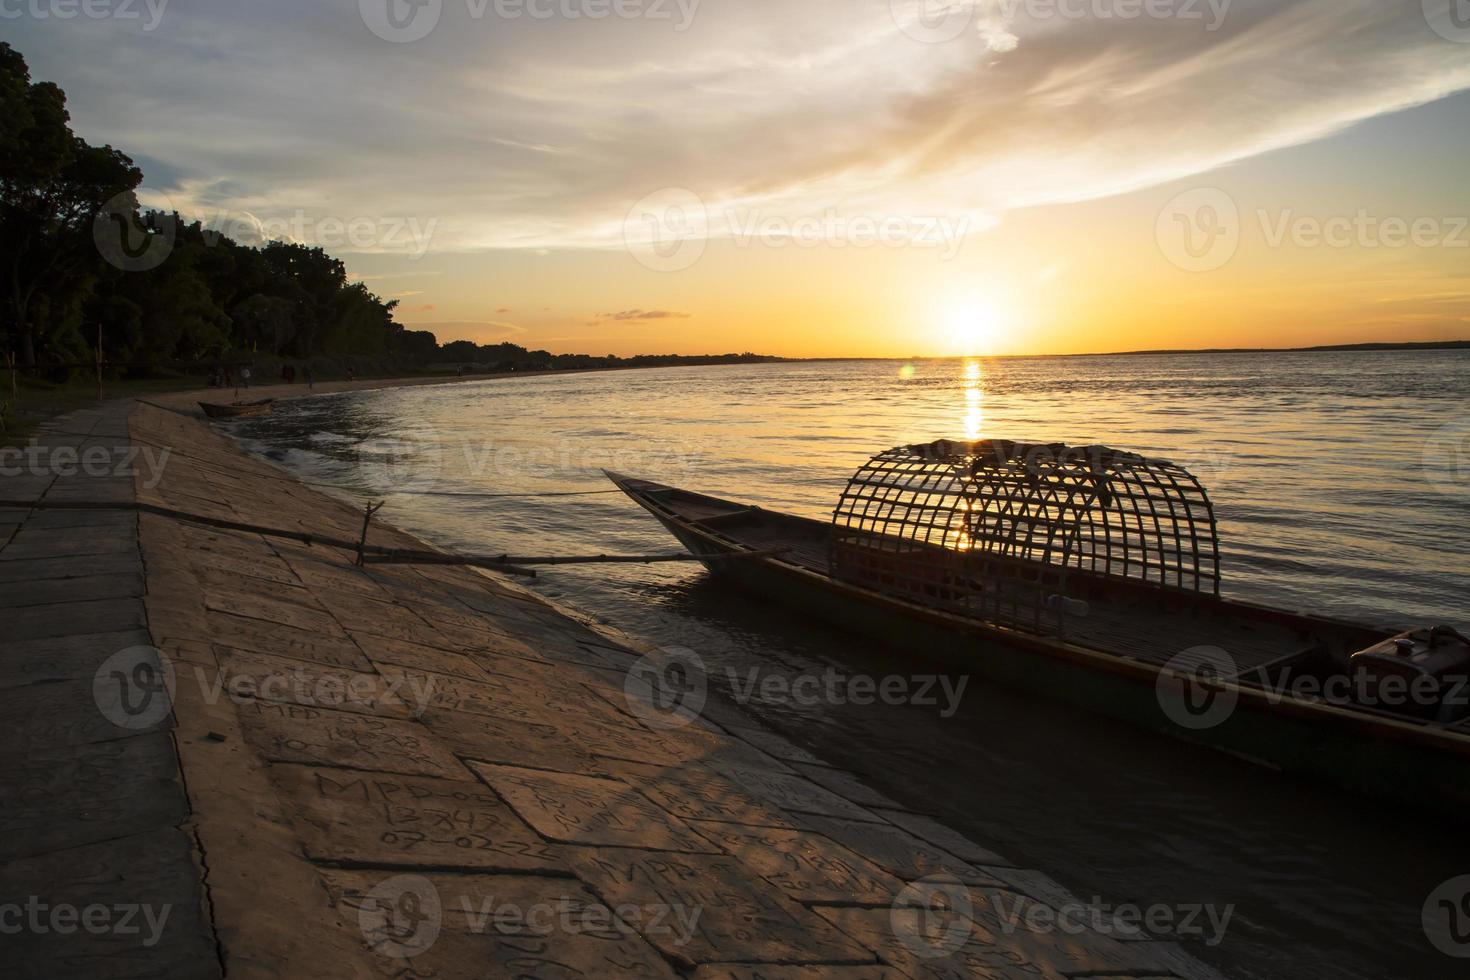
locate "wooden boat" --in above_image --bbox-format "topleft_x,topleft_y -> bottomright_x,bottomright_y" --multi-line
198,398 -> 274,419
607,439 -> 1470,817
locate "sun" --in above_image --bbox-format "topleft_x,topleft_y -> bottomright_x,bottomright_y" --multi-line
941,294 -> 1013,355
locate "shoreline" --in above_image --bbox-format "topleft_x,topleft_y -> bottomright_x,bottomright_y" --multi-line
2,394 -> 1225,978
825,341 -> 1470,363
15,337 -> 1466,450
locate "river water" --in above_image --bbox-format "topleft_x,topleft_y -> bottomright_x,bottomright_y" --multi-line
235,351 -> 1470,979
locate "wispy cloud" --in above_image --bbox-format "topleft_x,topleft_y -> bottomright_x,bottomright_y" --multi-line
594,309 -> 692,321
401,319 -> 527,339
15,0 -> 1470,254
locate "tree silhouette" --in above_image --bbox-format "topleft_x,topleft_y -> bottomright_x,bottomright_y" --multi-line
0,42 -> 779,377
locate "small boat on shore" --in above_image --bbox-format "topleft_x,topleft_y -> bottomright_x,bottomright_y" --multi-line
608,438 -> 1470,816
199,398 -> 274,419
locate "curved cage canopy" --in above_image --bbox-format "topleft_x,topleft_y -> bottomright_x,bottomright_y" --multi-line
830,439 -> 1220,625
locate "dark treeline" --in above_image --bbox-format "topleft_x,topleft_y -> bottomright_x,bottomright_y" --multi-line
435,340 -> 782,372
0,43 -> 778,379
1,43 -> 406,374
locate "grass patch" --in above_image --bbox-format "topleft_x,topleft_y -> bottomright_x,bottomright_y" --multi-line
0,375 -> 205,448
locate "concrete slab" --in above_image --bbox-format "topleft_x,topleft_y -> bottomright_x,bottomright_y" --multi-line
348,631 -> 498,681
0,830 -> 219,979
813,905 -> 1065,980
0,629 -> 153,689
198,612 -> 372,671
186,550 -> 300,587
5,598 -> 148,641
965,887 -> 1189,977
419,706 -> 606,774
202,590 -> 343,635
237,701 -> 464,778
723,724 -> 831,767
278,553 -> 394,598
269,764 -> 562,871
706,762 -> 880,822
15,509 -> 136,532
601,760 -> 801,829
687,821 -> 906,906
471,763 -> 718,852
0,674 -> 172,751
0,571 -> 146,609
379,664 -> 653,737
0,552 -> 142,581
789,765 -> 909,814
0,524 -> 137,560
0,732 -> 188,862
872,810 -> 1012,868
568,848 -> 878,968
215,648 -> 425,719
795,816 -> 1004,887
692,968 -> 899,980
320,869 -> 681,978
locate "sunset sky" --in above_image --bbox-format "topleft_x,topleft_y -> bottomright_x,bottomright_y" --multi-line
12,0 -> 1470,357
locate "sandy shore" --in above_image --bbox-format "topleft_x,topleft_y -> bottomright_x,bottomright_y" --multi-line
0,394 -> 1224,979
156,367 -> 550,408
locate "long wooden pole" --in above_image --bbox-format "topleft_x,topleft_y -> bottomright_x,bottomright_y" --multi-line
0,498 -> 786,577
95,323 -> 103,402
355,500 -> 385,567
363,549 -> 790,568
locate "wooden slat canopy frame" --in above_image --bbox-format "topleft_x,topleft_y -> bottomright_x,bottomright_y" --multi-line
829,440 -> 1221,624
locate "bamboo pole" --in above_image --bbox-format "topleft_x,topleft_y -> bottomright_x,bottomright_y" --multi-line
363,549 -> 790,568
0,498 -> 786,578
355,500 -> 385,567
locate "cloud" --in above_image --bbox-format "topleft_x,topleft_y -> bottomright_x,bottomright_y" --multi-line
595,310 -> 692,321
13,0 -> 1470,254
402,319 -> 527,339
353,271 -> 445,283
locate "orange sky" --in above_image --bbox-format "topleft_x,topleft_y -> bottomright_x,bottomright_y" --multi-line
368,132 -> 1470,359
20,1 -> 1470,358
361,92 -> 1470,359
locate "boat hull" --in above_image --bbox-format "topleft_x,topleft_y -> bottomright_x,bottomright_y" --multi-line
199,399 -> 274,419
628,487 -> 1470,819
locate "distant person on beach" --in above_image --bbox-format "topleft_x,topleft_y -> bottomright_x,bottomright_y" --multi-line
306,367 -> 315,389
346,367 -> 356,382
240,366 -> 251,388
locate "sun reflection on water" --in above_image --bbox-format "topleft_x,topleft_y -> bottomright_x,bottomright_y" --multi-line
962,359 -> 984,441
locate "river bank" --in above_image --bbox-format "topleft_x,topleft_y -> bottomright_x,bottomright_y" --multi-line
217,352 -> 1470,980
2,361 -> 735,449
0,387 -> 1229,978
2,370 -> 503,449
